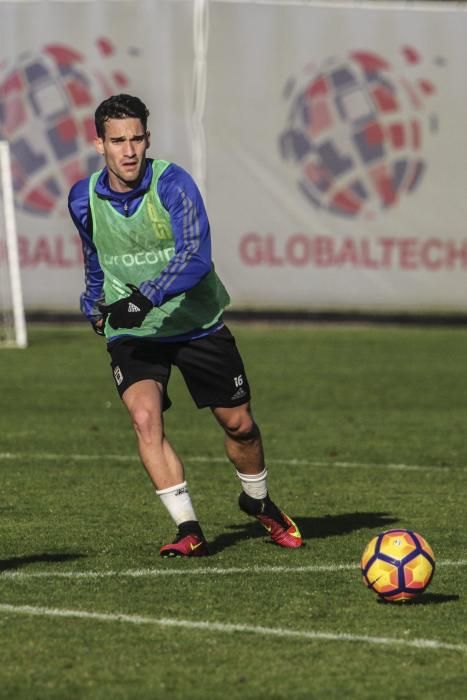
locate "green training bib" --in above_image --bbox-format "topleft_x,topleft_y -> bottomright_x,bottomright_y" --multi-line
89,160 -> 230,339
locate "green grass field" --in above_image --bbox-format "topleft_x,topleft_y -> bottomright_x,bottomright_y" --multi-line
0,323 -> 466,699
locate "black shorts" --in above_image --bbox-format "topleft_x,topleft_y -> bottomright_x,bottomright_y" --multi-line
107,325 -> 251,410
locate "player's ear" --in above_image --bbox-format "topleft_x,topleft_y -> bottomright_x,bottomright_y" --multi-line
94,137 -> 105,155
146,131 -> 151,148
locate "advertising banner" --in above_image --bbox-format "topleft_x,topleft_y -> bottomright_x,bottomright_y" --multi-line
205,2 -> 467,312
0,0 -> 193,310
1,1 -> 467,313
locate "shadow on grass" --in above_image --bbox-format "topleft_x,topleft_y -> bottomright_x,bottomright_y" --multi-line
0,552 -> 86,572
209,522 -> 261,554
209,511 -> 397,554
377,593 -> 460,606
297,511 -> 398,540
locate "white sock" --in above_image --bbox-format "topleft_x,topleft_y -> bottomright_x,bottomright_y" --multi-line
236,468 -> 268,500
156,481 -> 198,526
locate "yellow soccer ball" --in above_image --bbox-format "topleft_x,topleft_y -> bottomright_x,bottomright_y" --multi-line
360,529 -> 435,602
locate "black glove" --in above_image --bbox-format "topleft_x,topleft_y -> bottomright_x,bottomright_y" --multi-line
99,284 -> 153,329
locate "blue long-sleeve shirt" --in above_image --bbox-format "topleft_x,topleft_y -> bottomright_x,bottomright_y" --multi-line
68,159 -> 224,340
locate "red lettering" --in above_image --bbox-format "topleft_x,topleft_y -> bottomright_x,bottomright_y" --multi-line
312,236 -> 334,267
446,241 -> 467,269
360,239 -> 379,269
398,238 -> 418,269
380,238 -> 396,267
55,237 -> 74,267
420,239 -> 443,270
17,234 -> 83,268
31,237 -> 53,266
334,238 -> 358,266
285,234 -> 310,266
237,233 -> 467,271
73,235 -> 84,264
19,236 -> 30,266
239,233 -> 263,266
265,234 -> 284,266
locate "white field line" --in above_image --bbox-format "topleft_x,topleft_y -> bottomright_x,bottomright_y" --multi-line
0,602 -> 465,653
0,452 -> 463,472
1,560 -> 465,580
1,563 -> 358,579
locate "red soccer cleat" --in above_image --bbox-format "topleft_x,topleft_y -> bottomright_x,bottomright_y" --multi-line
255,510 -> 303,548
239,492 -> 303,548
159,531 -> 209,558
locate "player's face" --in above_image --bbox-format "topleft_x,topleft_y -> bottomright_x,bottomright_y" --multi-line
95,117 -> 151,192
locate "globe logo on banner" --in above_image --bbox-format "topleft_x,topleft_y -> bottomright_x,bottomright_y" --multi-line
0,39 -> 135,216
279,48 -> 439,219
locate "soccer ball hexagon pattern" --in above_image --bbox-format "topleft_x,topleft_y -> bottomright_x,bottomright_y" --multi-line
360,529 -> 435,602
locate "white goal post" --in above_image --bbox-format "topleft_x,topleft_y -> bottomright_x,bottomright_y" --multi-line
0,140 -> 27,348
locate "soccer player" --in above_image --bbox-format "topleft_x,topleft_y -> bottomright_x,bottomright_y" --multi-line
68,94 -> 302,557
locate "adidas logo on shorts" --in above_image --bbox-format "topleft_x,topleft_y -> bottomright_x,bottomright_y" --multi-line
231,386 -> 247,401
128,302 -> 141,313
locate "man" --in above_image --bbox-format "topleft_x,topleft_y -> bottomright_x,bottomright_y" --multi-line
68,93 -> 302,557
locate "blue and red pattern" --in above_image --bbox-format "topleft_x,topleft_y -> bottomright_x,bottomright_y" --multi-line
280,47 -> 439,219
0,39 -> 134,216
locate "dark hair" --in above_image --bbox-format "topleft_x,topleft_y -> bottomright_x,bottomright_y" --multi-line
94,94 -> 150,138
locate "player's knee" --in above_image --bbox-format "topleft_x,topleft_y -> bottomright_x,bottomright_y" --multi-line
224,411 -> 260,443
131,406 -> 158,442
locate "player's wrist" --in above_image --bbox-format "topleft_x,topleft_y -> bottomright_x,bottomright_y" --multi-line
138,281 -> 162,308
